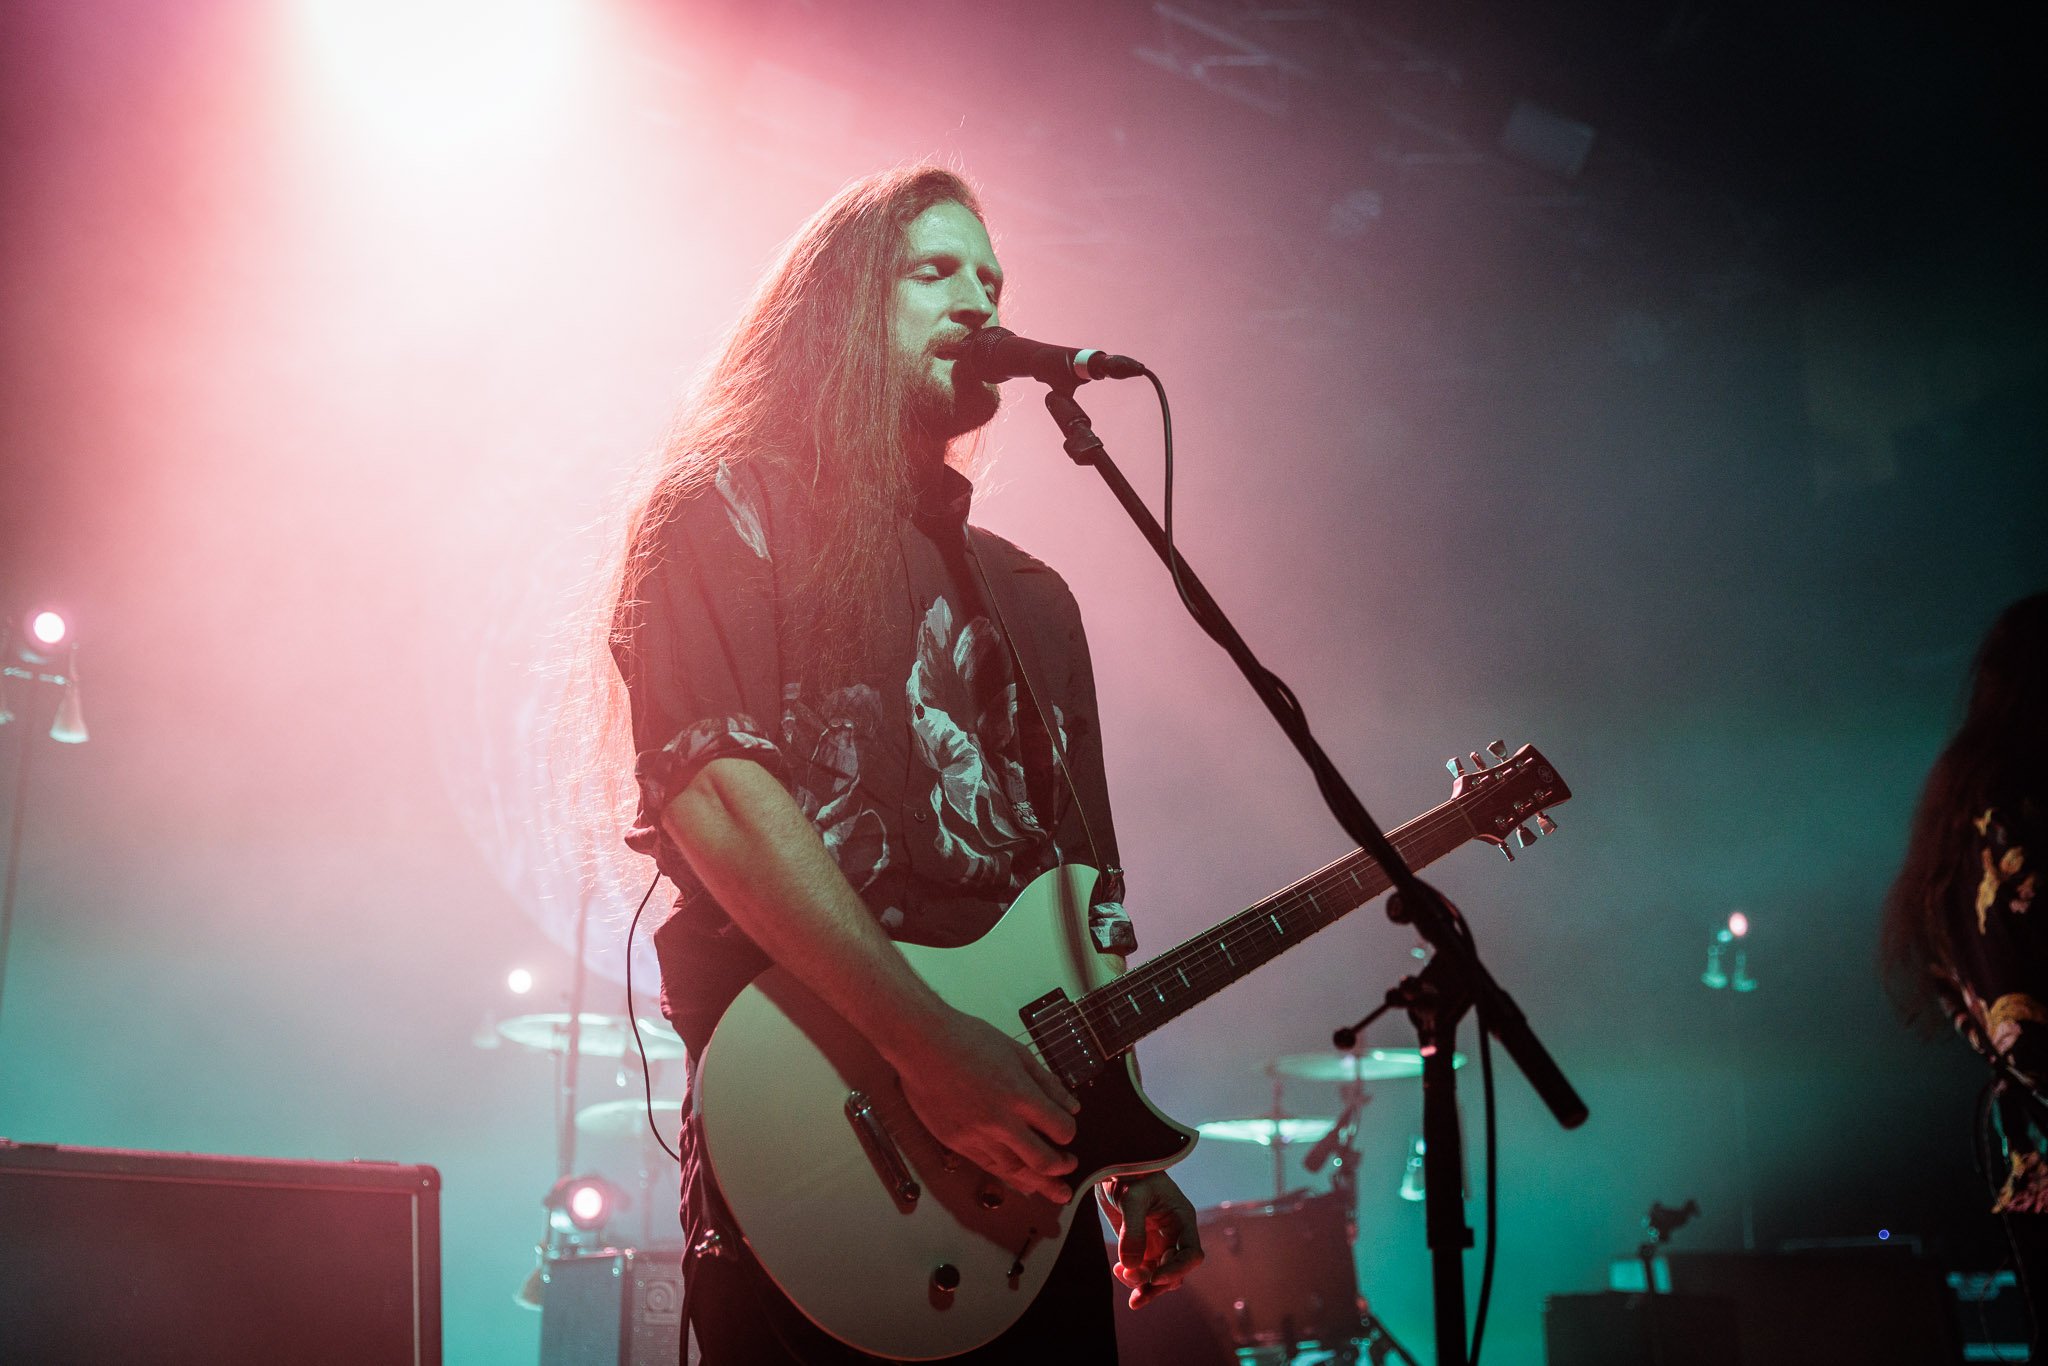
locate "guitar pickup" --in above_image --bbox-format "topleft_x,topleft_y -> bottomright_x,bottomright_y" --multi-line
1020,989 -> 1103,1090
845,1091 -> 920,1212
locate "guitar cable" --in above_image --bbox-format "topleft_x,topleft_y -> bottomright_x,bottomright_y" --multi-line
623,869 -> 684,1166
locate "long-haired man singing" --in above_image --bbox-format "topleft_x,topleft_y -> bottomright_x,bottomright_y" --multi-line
606,166 -> 1201,1362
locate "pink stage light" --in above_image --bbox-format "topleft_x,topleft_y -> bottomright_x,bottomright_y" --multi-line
506,967 -> 534,995
290,0 -> 589,166
566,1180 -> 609,1227
1727,911 -> 1749,938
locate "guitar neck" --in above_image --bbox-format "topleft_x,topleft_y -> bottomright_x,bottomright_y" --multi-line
1075,797 -> 1480,1059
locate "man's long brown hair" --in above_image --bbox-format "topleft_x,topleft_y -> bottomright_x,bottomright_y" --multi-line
626,163 -> 985,671
562,165 -> 990,896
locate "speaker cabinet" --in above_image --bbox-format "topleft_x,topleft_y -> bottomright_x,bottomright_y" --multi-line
1545,1292 -> 1740,1365
0,1140 -> 441,1366
540,1246 -> 694,1366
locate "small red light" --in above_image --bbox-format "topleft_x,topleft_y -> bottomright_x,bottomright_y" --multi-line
567,1183 -> 608,1226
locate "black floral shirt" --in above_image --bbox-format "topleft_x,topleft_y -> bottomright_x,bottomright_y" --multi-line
1941,800 -> 2048,1213
613,459 -> 1133,1056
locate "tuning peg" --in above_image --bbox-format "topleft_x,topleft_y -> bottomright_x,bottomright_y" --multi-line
1446,756 -> 1465,777
1536,812 -> 1558,835
1498,841 -> 1515,863
1513,824 -> 1536,849
1468,750 -> 1488,772
1487,739 -> 1508,761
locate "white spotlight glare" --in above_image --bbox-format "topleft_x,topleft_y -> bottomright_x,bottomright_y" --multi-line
507,967 -> 535,995
29,611 -> 67,649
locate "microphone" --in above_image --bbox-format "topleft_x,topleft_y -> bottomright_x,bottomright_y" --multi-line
1302,1123 -> 1345,1175
955,326 -> 1147,387
1301,1099 -> 1360,1174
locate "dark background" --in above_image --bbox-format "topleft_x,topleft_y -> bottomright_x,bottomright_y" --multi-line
3,1 -> 2043,1360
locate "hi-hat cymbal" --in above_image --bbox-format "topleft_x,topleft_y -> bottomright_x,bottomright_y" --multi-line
1271,1048 -> 1465,1082
576,1098 -> 685,1137
495,1013 -> 686,1060
1197,1116 -> 1339,1146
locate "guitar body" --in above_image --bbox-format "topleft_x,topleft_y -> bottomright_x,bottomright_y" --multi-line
694,743 -> 1573,1359
695,863 -> 1198,1361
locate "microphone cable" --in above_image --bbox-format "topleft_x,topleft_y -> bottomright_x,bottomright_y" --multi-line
1147,366 -> 1505,1365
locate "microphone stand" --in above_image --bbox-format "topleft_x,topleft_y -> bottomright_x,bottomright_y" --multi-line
1037,384 -> 1587,1366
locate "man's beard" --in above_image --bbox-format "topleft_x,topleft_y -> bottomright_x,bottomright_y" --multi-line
905,353 -> 1001,448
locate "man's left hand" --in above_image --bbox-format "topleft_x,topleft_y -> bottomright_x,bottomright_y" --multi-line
1098,1171 -> 1203,1309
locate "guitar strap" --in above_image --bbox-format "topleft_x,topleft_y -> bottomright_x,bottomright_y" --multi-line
959,530 -> 1129,935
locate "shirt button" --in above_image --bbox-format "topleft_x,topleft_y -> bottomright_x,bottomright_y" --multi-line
914,810 -> 928,823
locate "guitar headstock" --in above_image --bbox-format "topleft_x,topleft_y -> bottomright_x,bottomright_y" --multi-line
1446,741 -> 1572,861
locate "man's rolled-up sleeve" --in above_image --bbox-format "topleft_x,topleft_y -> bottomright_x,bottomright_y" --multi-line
613,473 -> 787,864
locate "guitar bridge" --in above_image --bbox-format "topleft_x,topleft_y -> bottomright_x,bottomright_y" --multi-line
844,1091 -> 920,1212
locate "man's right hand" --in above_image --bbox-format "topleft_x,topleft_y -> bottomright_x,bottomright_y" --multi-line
888,1010 -> 1081,1205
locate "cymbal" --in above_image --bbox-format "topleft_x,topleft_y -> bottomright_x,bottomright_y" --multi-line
495,1012 -> 686,1060
1197,1116 -> 1339,1146
576,1098 -> 685,1137
1271,1048 -> 1466,1082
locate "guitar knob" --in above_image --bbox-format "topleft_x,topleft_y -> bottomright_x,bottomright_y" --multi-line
1513,824 -> 1535,849
1487,739 -> 1508,761
1537,812 -> 1558,835
978,1184 -> 1006,1210
1468,750 -> 1488,772
1445,756 -> 1465,777
931,1264 -> 961,1295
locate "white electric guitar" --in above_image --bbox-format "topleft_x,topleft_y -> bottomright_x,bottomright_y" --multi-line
695,742 -> 1571,1359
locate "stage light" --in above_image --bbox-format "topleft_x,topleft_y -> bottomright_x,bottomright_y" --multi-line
543,1173 -> 628,1235
28,611 -> 66,650
292,0 -> 588,165
2,610 -> 88,745
49,672 -> 88,745
1727,911 -> 1749,938
569,1183 -> 607,1225
10,608 -> 69,665
507,967 -> 534,995
1398,1135 -> 1426,1202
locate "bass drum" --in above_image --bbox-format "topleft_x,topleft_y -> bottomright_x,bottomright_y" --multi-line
1114,1187 -> 1364,1362
1188,1187 -> 1362,1349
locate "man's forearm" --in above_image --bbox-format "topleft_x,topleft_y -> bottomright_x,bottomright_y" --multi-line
663,756 -> 952,1066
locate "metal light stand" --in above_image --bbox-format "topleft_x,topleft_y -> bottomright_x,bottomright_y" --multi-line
0,639 -> 87,1052
1036,383 -> 1587,1366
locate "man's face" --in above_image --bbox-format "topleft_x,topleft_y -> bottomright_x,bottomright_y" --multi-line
892,200 -> 1003,444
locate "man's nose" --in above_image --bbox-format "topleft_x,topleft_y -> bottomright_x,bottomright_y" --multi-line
951,283 -> 996,326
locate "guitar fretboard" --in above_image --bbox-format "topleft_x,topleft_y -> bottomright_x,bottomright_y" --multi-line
1070,797 -> 1480,1063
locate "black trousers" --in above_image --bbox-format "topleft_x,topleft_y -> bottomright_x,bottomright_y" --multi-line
677,1119 -> 1120,1365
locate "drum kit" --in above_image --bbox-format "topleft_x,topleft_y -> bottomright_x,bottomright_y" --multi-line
494,1012 -> 1436,1363
1172,1048 -> 1463,1366
490,1011 -> 688,1260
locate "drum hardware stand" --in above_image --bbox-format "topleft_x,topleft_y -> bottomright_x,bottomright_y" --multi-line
1041,371 -> 1586,1366
1300,1076 -> 1422,1366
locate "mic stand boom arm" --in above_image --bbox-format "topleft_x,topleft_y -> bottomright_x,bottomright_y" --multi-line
1038,384 -> 1588,1366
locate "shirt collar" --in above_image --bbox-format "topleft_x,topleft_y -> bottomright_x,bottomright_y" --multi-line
911,461 -> 975,531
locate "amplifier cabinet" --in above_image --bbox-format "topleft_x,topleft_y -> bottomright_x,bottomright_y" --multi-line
0,1140 -> 440,1366
540,1246 -> 693,1366
1544,1292 -> 1739,1366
